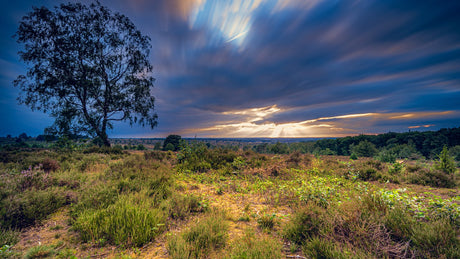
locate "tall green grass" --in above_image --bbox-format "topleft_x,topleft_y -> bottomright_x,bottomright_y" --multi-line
167,210 -> 228,258
226,231 -> 282,259
74,193 -> 166,247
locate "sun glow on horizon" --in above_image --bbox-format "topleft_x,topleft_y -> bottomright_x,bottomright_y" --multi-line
179,106 -> 456,138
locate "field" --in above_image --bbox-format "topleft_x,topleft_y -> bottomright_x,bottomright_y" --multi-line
0,144 -> 459,258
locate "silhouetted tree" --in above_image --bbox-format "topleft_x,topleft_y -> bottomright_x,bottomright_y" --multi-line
163,135 -> 182,151
14,2 -> 157,146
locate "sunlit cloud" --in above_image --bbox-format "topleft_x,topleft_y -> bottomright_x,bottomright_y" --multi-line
408,124 -> 435,129
182,106 -> 458,138
189,0 -> 262,47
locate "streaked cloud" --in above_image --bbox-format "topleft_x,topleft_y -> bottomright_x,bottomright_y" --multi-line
1,0 -> 459,137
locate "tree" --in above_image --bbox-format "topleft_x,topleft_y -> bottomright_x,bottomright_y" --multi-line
13,2 -> 157,146
350,140 -> 378,157
436,146 -> 457,176
163,135 -> 182,151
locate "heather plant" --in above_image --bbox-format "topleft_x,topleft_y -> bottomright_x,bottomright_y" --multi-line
167,210 -> 228,258
74,193 -> 166,247
226,231 -> 283,259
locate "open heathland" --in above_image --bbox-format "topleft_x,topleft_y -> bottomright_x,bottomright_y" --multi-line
0,143 -> 459,258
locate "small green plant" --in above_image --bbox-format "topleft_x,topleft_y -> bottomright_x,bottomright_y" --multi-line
226,231 -> 283,259
24,245 -> 56,259
257,213 -> 276,231
283,204 -> 326,245
167,211 -> 228,258
166,193 -> 203,220
435,146 -> 457,177
303,238 -> 348,259
350,153 -> 358,160
0,229 -> 19,247
388,162 -> 404,175
74,194 -> 166,247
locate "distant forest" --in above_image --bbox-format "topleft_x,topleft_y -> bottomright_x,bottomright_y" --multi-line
1,127 -> 459,161
251,127 -> 460,161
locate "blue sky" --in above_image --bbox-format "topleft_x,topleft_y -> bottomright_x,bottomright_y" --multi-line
1,0 -> 459,138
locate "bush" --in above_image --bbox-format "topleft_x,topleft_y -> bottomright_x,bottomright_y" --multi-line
0,228 -> 19,247
283,204 -> 326,245
24,245 -> 56,259
411,218 -> 459,258
303,238 -> 348,259
226,231 -> 283,259
1,187 -> 68,229
384,206 -> 415,241
358,168 -> 378,181
166,194 -> 204,220
74,194 -> 166,247
144,150 -> 167,161
409,168 -> 457,188
42,158 -> 60,172
167,211 -> 228,258
257,213 -> 276,231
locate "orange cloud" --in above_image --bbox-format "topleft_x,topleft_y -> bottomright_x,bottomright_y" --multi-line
181,106 -> 457,138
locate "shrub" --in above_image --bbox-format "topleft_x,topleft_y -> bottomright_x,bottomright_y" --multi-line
1,187 -> 68,229
350,141 -> 377,157
144,150 -> 166,161
410,168 -> 457,188
411,218 -> 459,258
74,194 -> 166,247
283,204 -> 326,245
167,211 -> 228,258
42,158 -> 60,172
257,213 -> 276,231
350,153 -> 358,160
383,206 -> 415,241
226,231 -> 283,259
388,162 -> 404,175
436,146 -> 457,175
24,245 -> 56,259
166,193 -> 203,220
358,168 -> 378,181
376,150 -> 396,163
0,228 -> 19,247
303,238 -> 348,259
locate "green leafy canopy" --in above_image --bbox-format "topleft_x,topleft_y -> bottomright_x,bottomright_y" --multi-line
13,1 -> 157,146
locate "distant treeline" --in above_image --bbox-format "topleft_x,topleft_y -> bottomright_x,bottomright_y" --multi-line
249,127 -> 460,160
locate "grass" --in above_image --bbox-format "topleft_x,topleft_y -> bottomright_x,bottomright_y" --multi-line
226,231 -> 283,259
167,210 -> 228,258
74,193 -> 166,247
0,146 -> 458,258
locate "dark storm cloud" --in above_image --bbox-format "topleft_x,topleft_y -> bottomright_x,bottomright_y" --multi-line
1,0 -> 459,137
143,0 -> 460,136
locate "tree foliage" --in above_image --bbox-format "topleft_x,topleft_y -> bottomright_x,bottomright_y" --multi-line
163,135 -> 182,151
14,2 -> 157,146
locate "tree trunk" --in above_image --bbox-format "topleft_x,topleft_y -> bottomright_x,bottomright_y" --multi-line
99,131 -> 111,147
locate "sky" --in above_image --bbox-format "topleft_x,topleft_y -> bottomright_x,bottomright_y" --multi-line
1,0 -> 459,138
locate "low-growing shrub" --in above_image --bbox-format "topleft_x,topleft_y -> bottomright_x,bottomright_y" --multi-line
42,158 -> 60,172
383,206 -> 415,241
226,231 -> 283,259
1,187 -> 68,229
358,168 -> 378,181
24,245 -> 56,259
0,228 -> 19,247
408,168 -> 456,188
257,213 -> 276,231
166,193 -> 204,220
303,238 -> 348,259
74,194 -> 166,247
167,210 -> 228,258
411,218 -> 459,258
144,150 -> 167,161
283,203 -> 326,245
